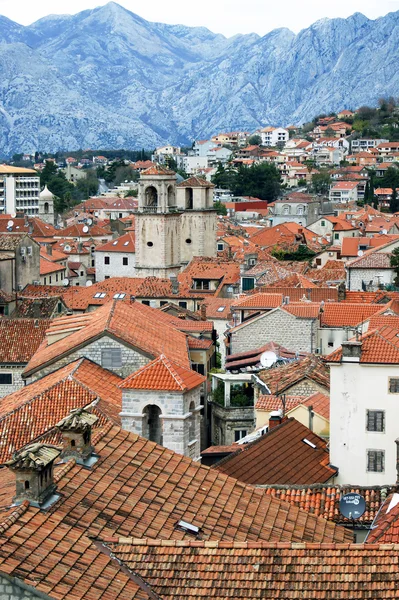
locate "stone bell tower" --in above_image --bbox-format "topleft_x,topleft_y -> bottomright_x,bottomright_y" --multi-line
38,185 -> 55,225
135,165 -> 182,278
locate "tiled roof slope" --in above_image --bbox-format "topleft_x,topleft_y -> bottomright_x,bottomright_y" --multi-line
0,358 -> 122,461
108,541 -> 399,599
95,230 -> 135,253
232,293 -> 283,309
0,318 -> 51,363
320,303 -> 384,327
11,297 -> 63,319
366,493 -> 399,543
0,425 -> 351,545
327,325 -> 399,364
256,391 -> 330,421
24,299 -> 191,376
255,286 -> 338,302
265,485 -> 392,526
215,418 -> 337,485
342,290 -> 399,304
258,356 -> 330,394
120,354 -> 205,391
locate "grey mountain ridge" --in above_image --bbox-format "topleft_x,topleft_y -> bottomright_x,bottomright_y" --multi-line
0,2 -> 398,155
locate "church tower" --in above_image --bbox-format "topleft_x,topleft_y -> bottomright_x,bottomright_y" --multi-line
38,185 -> 55,225
135,165 -> 182,278
176,176 -> 217,265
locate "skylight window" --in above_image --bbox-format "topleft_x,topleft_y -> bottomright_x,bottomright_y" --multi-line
112,241 -> 118,245
176,520 -> 200,535
94,292 -> 106,298
123,241 -> 129,246
113,293 -> 126,299
217,306 -> 225,312
303,438 -> 316,449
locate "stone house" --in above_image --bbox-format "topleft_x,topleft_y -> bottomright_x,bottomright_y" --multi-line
95,231 -> 136,281
346,238 -> 399,291
0,234 -> 40,297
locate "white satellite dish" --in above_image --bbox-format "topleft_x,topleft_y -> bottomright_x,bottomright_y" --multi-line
85,280 -> 93,287
62,278 -> 69,286
82,225 -> 89,233
11,213 -> 16,218
382,229 -> 388,235
64,244 -> 71,252
7,220 -> 14,228
357,250 -> 364,257
87,218 -> 93,226
260,351 -> 278,369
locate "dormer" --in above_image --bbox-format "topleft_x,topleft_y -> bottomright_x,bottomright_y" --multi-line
6,443 -> 60,508
56,407 -> 99,466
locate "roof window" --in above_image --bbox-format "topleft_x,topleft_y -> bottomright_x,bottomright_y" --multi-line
113,293 -> 126,299
176,520 -> 200,536
217,306 -> 226,312
94,292 -> 106,298
303,438 -> 316,449
123,241 -> 129,246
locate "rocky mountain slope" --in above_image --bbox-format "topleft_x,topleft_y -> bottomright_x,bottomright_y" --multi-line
0,3 -> 398,154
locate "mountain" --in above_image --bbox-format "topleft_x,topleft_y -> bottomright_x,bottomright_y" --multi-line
0,3 -> 398,155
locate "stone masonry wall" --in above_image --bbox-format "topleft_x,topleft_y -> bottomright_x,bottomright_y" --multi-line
0,575 -> 46,600
0,366 -> 24,398
231,309 -> 317,355
347,268 -> 394,291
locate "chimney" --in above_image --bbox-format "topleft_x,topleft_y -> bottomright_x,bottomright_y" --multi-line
5,443 -> 60,507
341,340 -> 362,362
269,410 -> 282,430
200,303 -> 207,321
338,282 -> 346,302
46,243 -> 52,256
33,300 -> 41,320
308,405 -> 314,431
170,275 -> 179,295
78,242 -> 83,253
56,407 -> 99,466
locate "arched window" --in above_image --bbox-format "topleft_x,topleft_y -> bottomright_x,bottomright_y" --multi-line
189,401 -> 196,442
283,205 -> 290,215
143,405 -> 163,445
145,186 -> 158,207
297,205 -> 304,215
167,185 -> 175,207
185,188 -> 193,210
44,202 -> 49,214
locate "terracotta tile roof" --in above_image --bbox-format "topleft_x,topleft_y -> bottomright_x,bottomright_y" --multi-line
0,233 -> 29,250
283,302 -> 321,319
0,358 -> 122,461
366,493 -> 399,543
367,314 -> 399,330
258,356 -> 330,394
11,297 -> 64,319
179,257 -> 240,292
200,444 -> 244,455
0,425 -> 351,548
187,336 -> 213,349
39,246 -> 67,262
120,354 -> 205,391
265,484 -> 391,526
177,176 -> 214,188
269,272 -> 319,288
141,164 -> 175,176
201,297 -> 234,319
95,231 -> 135,253
326,325 -> 399,364
226,342 -> 304,371
108,540 -> 399,598
24,299 -> 191,377
255,286 -> 339,302
214,418 -> 337,485
320,303 -> 383,327
55,222 -> 112,238
20,284 -> 67,298
331,181 -> 358,190
256,391 -> 330,421
232,293 -> 283,309
346,251 -> 392,269
39,257 -> 66,275
0,318 -> 51,363
342,290 -> 399,304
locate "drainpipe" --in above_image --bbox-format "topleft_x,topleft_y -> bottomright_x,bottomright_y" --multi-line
308,405 -> 314,432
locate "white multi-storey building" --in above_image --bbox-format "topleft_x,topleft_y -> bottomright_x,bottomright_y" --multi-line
0,165 -> 54,223
259,127 -> 289,147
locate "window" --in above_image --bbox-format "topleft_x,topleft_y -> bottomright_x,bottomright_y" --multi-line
315,258 -> 322,266
217,243 -> 224,251
160,301 -> 168,306
123,257 -> 128,266
321,220 -> 326,226
367,410 -> 385,432
242,277 -> 255,291
113,293 -> 126,299
192,363 -> 205,375
104,256 -> 110,265
367,450 -> 385,472
80,271 -> 84,277
94,292 -> 107,298
389,378 -> 399,393
142,300 -> 150,306
334,233 -> 339,240
0,373 -> 12,385
179,301 -> 187,309
56,274 -> 58,282
49,276 -> 52,284
104,276 -> 110,280
101,348 -> 122,369
234,430 -> 247,442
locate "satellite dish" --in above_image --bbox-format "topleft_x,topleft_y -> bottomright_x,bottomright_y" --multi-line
85,280 -> 93,287
82,225 -> 89,233
7,220 -> 14,228
62,278 -> 69,287
339,493 -> 366,520
260,351 -> 278,369
87,218 -> 93,225
11,213 -> 16,218
64,244 -> 71,252
382,229 -> 388,235
357,250 -> 364,257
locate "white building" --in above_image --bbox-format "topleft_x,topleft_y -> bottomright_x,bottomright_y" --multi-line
329,330 -> 399,485
192,140 -> 219,157
351,139 -> 388,153
259,127 -> 289,147
329,181 -> 358,204
0,165 -> 44,218
178,156 -> 209,174
95,231 -> 136,281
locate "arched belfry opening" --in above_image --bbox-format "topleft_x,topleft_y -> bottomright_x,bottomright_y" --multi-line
44,202 -> 49,214
185,188 -> 193,210
143,405 -> 163,445
145,186 -> 158,207
168,185 -> 175,207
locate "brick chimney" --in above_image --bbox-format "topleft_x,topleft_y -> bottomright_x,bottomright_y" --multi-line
200,303 -> 207,321
269,410 -> 282,430
6,443 -> 60,507
56,407 -> 99,466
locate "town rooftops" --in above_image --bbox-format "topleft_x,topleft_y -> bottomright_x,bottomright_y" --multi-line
177,176 -> 214,188
256,391 -> 330,421
23,299 -> 191,377
366,492 -> 399,543
326,325 -> 399,364
331,181 -> 358,190
0,165 -> 37,174
320,303 -> 385,328
214,418 -> 337,485
232,293 -> 284,309
120,354 -> 205,392
141,164 -> 175,176
95,231 -> 135,253
258,355 -> 330,394
0,318 -> 52,364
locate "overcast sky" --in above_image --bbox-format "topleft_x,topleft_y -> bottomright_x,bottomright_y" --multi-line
3,0 -> 399,36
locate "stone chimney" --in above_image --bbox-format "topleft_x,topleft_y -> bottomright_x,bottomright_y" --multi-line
32,300 -> 41,320
341,341 -> 362,362
338,282 -> 346,302
6,443 -> 60,507
46,243 -> 53,256
200,303 -> 207,321
170,275 -> 179,295
56,407 -> 99,465
269,410 -> 282,430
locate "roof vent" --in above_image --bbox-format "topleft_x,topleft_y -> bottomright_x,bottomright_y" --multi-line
176,519 -> 201,536
6,443 -> 61,508
56,407 -> 99,467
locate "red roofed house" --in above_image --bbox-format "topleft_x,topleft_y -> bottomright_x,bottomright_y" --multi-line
329,181 -> 358,203
95,231 -> 136,281
327,326 -> 399,485
120,354 -> 205,459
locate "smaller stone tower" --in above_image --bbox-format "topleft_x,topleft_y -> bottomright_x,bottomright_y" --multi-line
38,185 -> 55,225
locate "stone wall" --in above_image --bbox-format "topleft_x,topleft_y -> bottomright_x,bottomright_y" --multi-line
210,402 -> 255,446
0,575 -> 47,600
0,366 -> 24,398
230,308 -> 317,355
283,378 -> 328,396
347,267 -> 394,291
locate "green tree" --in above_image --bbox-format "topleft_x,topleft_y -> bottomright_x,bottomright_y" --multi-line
248,134 -> 262,146
364,181 -> 370,204
390,247 -> 399,285
390,187 -> 399,213
311,170 -> 331,194
213,200 -> 227,215
231,163 -> 281,201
